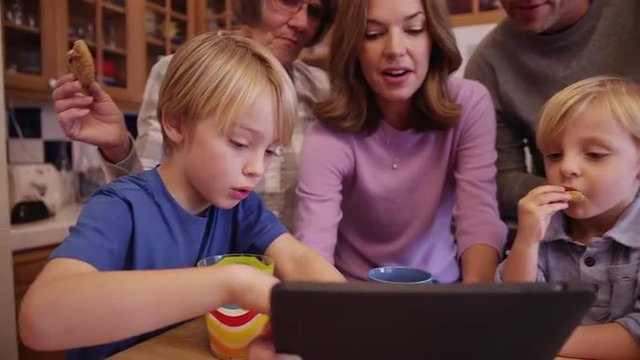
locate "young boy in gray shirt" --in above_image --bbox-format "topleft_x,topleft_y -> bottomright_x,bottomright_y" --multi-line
497,76 -> 640,359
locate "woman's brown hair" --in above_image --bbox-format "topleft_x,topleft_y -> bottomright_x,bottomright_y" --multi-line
316,0 -> 462,133
232,0 -> 338,46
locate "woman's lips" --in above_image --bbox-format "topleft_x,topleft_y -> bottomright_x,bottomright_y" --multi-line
381,67 -> 412,86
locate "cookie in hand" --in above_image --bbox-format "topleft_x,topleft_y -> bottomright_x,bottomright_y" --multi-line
67,40 -> 95,89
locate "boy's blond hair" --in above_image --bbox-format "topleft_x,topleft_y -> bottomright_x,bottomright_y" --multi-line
158,33 -> 297,155
537,75 -> 640,148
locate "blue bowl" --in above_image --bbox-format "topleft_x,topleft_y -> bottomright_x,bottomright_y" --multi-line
368,266 -> 434,285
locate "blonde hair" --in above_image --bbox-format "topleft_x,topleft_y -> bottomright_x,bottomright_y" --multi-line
537,75 -> 640,148
316,0 -> 462,134
158,33 -> 297,155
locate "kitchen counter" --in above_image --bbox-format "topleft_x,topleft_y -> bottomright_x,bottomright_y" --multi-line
10,202 -> 82,251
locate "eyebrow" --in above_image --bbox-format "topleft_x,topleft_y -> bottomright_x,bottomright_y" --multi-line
366,12 -> 425,26
231,124 -> 262,137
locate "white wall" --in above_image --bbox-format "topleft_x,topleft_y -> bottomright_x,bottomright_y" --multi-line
452,23 -> 497,76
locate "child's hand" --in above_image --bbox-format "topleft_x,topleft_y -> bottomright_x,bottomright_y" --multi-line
516,185 -> 570,245
225,264 -> 280,315
248,335 -> 302,360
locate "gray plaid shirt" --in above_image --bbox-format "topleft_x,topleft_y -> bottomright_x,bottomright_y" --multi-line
497,197 -> 640,340
105,53 -> 329,233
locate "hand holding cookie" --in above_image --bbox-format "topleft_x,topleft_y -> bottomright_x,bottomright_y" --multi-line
67,40 -> 95,89
516,185 -> 571,244
51,71 -> 130,163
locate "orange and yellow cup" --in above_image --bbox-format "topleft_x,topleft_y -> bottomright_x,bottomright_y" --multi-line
197,254 -> 274,359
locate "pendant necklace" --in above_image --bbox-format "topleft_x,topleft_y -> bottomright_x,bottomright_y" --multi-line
382,137 -> 400,170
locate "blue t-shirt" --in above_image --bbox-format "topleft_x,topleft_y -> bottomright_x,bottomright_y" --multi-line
50,169 -> 287,359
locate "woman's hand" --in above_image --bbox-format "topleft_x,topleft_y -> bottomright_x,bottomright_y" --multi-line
516,185 -> 570,245
52,74 -> 131,163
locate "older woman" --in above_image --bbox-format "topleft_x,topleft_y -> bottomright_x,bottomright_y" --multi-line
296,0 -> 507,283
52,0 -> 337,232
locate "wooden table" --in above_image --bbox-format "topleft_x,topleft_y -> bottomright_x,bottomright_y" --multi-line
107,318 -> 214,359
108,318 -> 579,359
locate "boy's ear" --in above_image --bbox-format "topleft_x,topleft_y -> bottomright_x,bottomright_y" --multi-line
162,113 -> 185,145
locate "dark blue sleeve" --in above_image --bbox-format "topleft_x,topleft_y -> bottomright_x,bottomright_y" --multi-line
50,187 -> 133,271
235,192 -> 288,255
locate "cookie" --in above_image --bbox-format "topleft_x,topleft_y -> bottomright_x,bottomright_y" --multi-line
566,190 -> 586,203
67,40 -> 95,88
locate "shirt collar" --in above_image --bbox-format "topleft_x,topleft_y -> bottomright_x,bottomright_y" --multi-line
543,196 -> 640,249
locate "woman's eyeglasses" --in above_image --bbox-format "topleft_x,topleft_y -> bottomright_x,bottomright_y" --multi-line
272,0 -> 326,22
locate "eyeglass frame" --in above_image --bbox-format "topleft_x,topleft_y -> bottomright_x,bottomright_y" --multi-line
270,0 -> 326,22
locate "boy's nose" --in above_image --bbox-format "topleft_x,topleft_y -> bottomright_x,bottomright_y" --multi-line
559,158 -> 581,178
243,155 -> 265,178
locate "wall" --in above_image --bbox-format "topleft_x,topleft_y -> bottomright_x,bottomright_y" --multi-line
452,23 -> 497,76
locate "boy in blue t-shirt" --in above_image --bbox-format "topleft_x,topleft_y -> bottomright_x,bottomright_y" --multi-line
19,33 -> 344,359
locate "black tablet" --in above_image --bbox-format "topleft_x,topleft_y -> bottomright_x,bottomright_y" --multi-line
271,281 -> 595,360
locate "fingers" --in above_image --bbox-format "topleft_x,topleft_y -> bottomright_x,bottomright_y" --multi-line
57,108 -> 90,138
51,78 -> 85,102
248,337 -> 302,360
540,201 -> 569,214
527,184 -> 567,197
52,73 -> 77,90
54,93 -> 93,114
523,185 -> 571,205
88,81 -> 111,101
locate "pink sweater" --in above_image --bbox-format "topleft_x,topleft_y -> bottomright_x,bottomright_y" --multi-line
296,78 -> 507,282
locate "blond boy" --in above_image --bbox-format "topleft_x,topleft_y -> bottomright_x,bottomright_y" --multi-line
20,33 -> 343,359
499,75 -> 640,359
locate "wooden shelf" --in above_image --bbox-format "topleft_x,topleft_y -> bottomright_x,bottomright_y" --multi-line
3,23 -> 41,34
69,35 -> 96,48
103,44 -> 127,55
103,2 -> 126,13
172,12 -> 188,21
146,36 -> 165,46
146,2 -> 166,13
205,13 -> 228,21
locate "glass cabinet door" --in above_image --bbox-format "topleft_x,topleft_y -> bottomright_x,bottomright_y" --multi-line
200,0 -> 237,33
2,0 -> 57,92
145,0 -> 194,76
67,0 -> 128,89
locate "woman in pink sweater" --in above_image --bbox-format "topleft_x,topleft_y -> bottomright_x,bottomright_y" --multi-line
296,0 -> 507,283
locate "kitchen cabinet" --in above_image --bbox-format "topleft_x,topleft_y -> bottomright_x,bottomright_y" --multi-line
144,0 -> 196,76
2,0 -> 58,93
63,0 -> 146,108
13,244 -> 64,360
196,0 -> 237,33
2,0 -> 146,109
447,0 -> 504,27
